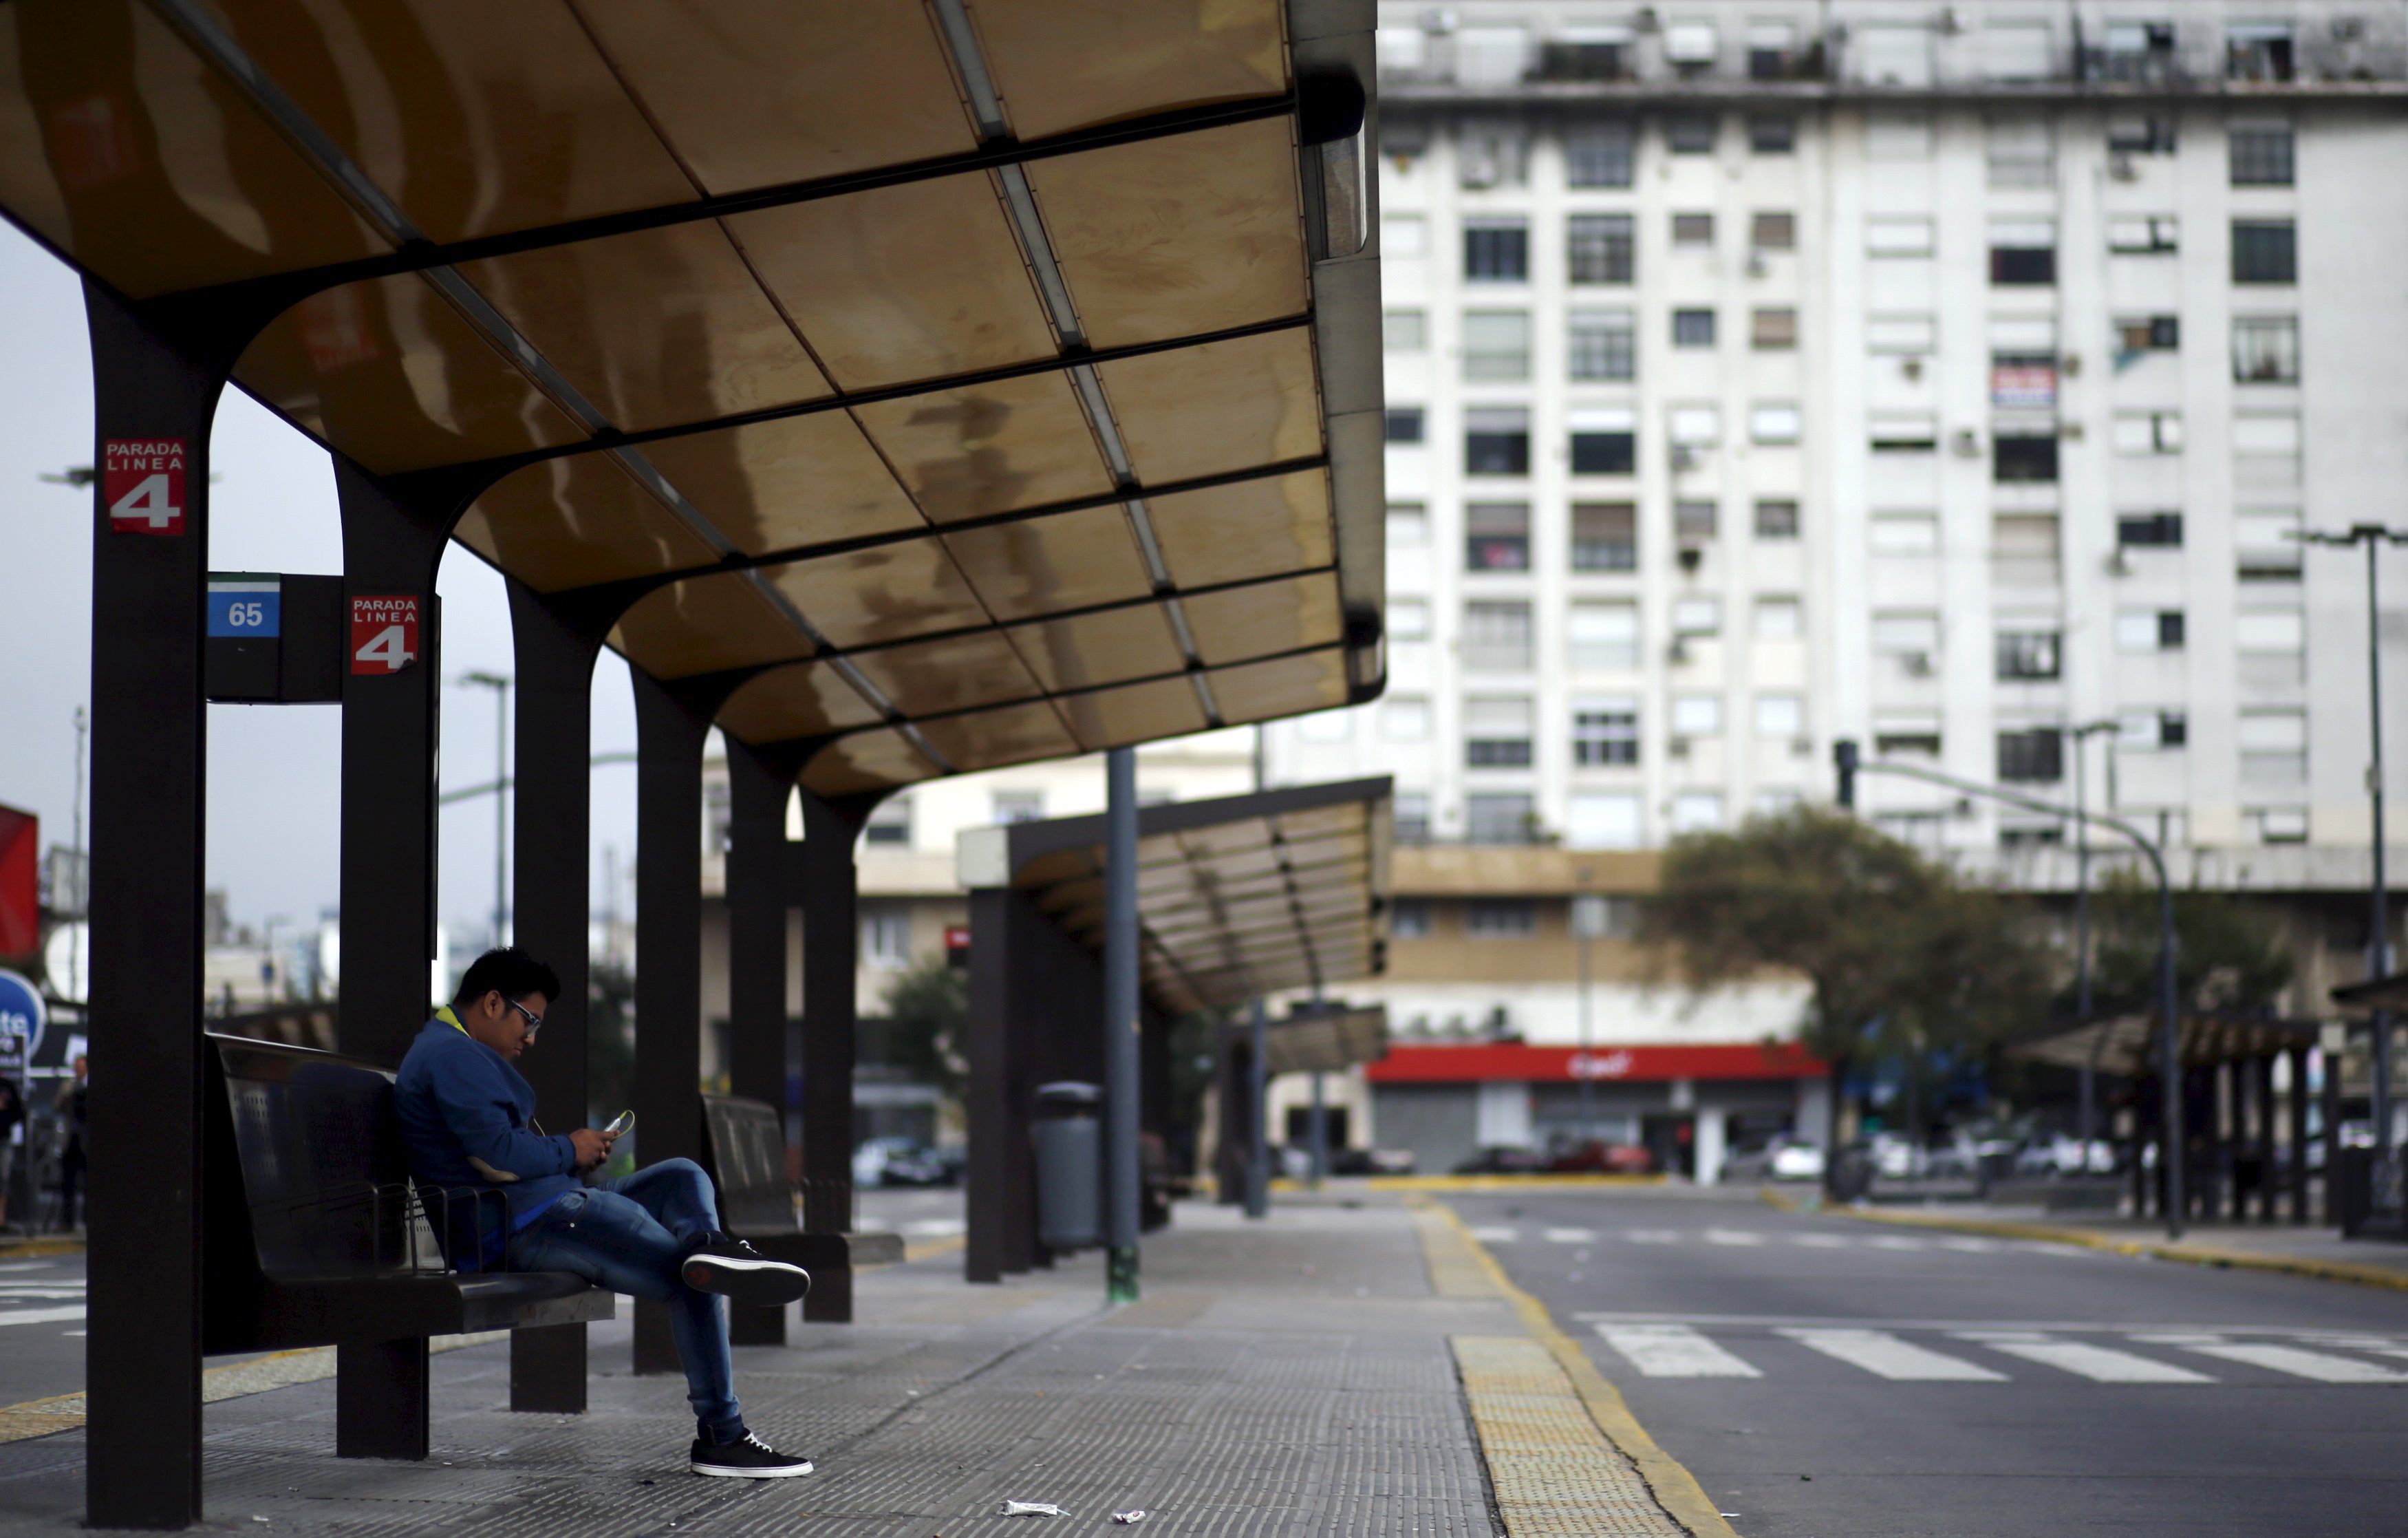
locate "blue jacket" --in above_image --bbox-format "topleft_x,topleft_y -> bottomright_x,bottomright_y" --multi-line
394,1012 -> 580,1265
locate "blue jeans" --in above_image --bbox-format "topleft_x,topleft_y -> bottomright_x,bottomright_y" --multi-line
505,1158 -> 740,1442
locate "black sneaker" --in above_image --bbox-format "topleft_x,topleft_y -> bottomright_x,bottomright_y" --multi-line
680,1237 -> 811,1305
689,1431 -> 813,1479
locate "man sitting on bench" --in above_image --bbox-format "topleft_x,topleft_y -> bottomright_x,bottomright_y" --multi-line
396,947 -> 816,1478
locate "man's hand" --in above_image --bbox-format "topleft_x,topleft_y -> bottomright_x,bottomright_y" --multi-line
570,1127 -> 616,1171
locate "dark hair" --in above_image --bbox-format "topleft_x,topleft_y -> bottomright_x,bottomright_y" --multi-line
453,947 -> 561,1010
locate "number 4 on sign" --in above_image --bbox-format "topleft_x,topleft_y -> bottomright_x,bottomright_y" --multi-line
109,473 -> 179,529
355,626 -> 411,670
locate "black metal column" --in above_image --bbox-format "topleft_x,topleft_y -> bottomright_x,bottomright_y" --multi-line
797,789 -> 869,1321
965,885 -> 1014,1283
2290,1045 -> 2311,1224
630,668 -> 720,1374
82,283 -> 225,1530
2255,1055 -> 2277,1224
725,740 -> 797,1343
505,581 -> 606,1409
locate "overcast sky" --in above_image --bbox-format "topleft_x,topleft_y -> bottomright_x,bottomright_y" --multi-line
0,222 -> 647,950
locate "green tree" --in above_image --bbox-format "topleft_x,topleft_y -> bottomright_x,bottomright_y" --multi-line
1640,807 -> 2052,1155
868,957 -> 969,1102
2075,867 -> 2294,1018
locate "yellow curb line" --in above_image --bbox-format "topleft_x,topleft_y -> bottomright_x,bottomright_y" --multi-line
0,1237 -> 84,1259
892,1234 -> 967,1267
1758,1187 -> 2408,1295
1415,1197 -> 1742,1538
1353,1173 -> 1671,1194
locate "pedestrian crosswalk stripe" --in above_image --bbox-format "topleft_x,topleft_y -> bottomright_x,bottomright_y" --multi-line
1703,1229 -> 1765,1246
1544,1227 -> 1598,1243
1624,1229 -> 1681,1243
2173,1341 -> 2408,1385
0,1307 -> 89,1328
1864,1235 -> 1931,1251
1956,1334 -> 2213,1384
1789,1234 -> 1851,1248
1468,1226 -> 1518,1243
1781,1328 -> 2008,1381
1595,1324 -> 1763,1378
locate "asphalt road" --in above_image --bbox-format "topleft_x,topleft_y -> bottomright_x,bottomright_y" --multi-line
1453,1186 -> 2408,1538
0,1252 -> 87,1405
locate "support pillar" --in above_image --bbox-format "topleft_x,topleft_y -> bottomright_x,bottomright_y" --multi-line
630,669 -> 720,1374
725,741 -> 798,1343
797,789 -> 870,1321
2323,1049 -> 2345,1226
1101,747 -> 1141,1302
2290,1045 -> 2311,1224
2255,1055 -> 2277,1224
504,581 -> 608,1409
965,885 -> 1020,1283
82,283 -> 226,1529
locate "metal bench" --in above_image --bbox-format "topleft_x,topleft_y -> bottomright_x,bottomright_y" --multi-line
700,1093 -> 901,1339
201,1034 -> 614,1459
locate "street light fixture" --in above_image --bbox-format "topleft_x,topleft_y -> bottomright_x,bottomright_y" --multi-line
2298,524 -> 2405,1166
457,672 -> 511,952
1836,742 -> 2189,1239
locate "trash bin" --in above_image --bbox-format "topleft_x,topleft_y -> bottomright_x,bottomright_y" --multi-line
1033,1081 -> 1102,1252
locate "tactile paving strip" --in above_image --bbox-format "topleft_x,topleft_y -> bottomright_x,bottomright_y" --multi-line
1451,1336 -> 1684,1538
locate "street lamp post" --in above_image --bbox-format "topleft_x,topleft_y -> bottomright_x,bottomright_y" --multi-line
1572,877 -> 1604,1144
2066,720 -> 2120,1161
1836,743 -> 2189,1238
2301,525 -> 2405,1164
459,672 -> 511,951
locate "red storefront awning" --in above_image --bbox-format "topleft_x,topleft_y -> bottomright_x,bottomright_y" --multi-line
1364,1041 -> 1825,1085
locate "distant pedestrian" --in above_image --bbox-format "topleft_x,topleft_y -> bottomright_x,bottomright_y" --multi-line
54,1054 -> 87,1232
0,1073 -> 23,1232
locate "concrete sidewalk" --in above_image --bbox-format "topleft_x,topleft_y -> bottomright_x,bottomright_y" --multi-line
0,1197 -> 1725,1537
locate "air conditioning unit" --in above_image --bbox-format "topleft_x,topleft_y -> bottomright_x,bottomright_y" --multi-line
1951,428 -> 1983,458
1670,445 -> 1699,471
1668,736 -> 1692,758
1901,356 -> 1923,381
2105,551 -> 2133,577
1792,736 -> 1816,758
2109,153 -> 2138,182
2063,420 -> 2085,442
1745,252 -> 1769,278
1902,651 -> 1934,677
1667,637 -> 1691,664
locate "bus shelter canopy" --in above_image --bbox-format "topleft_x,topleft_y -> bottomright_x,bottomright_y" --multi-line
2008,1012 -> 2323,1078
960,776 -> 1390,1015
1,0 -> 1384,798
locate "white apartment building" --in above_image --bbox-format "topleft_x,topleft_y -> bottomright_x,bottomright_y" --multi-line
1257,0 -> 2408,1172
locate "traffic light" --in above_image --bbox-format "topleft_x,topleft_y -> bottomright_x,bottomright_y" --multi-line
1834,738 -> 1860,809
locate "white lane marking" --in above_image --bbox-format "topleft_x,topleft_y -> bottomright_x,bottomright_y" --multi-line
1956,1334 -> 2213,1384
1623,1230 -> 1682,1244
1865,1235 -> 1932,1250
0,1262 -> 65,1273
1935,1238 -> 2003,1253
1595,1324 -> 1762,1378
0,1306 -> 89,1328
2173,1341 -> 2408,1384
0,1289 -> 86,1301
899,1218 -> 966,1237
1543,1227 -> 1598,1244
1787,1234 -> 1852,1248
1468,1226 -> 1519,1243
1703,1229 -> 1767,1247
1782,1328 -> 2008,1381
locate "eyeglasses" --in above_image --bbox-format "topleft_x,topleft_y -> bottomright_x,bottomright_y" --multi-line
506,998 -> 546,1036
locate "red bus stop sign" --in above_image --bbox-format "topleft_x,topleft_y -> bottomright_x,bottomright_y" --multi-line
350,595 -> 420,674
103,438 -> 186,535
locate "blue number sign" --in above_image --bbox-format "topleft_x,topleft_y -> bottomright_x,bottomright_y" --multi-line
207,573 -> 281,638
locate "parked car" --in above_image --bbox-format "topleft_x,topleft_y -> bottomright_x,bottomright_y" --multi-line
1330,1147 -> 1417,1176
1450,1146 -> 1549,1176
2014,1133 -> 2117,1177
1723,1135 -> 1825,1184
1546,1139 -> 1655,1175
852,1136 -> 956,1188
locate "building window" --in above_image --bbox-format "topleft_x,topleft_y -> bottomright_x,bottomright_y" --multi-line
864,797 -> 912,846
2232,316 -> 2299,383
1995,431 -> 2060,482
2118,710 -> 2188,750
1457,120 -> 1531,186
1869,314 -> 1937,354
1754,692 -> 1804,738
1672,595 -> 1721,637
2232,220 -> 2297,284
1672,308 -> 1717,348
862,905 -> 913,970
1754,596 -> 1803,639
1569,308 -> 1636,381
1567,213 -> 1635,284
1384,308 -> 1426,352
1748,19 -> 1799,78
1670,405 -> 1721,449
1463,600 -> 1534,670
1567,792 -> 1644,848
1751,211 -> 1796,251
2100,21 -> 2178,81
1382,213 -> 1427,257
1463,310 -> 1531,381
2235,411 -> 2303,486
1465,502 -> 1531,570
1670,694 -> 1722,738
1750,403 -> 1801,444
1394,792 -> 1432,845
1749,114 -> 1796,153
1466,793 -> 1536,846
1995,629 -> 2061,680
1672,211 -> 1715,249
2115,316 -> 2181,357
2230,122 -> 2294,186
1464,217 -> 1530,281
1386,502 -> 1428,548
1997,728 -> 2064,783
1986,119 -> 2054,188
1389,597 -> 1430,641
2237,509 -> 2304,579
2253,808 -> 2310,844
1674,501 -> 1719,546
1875,716 -> 1943,757
2226,21 -> 2293,83
1871,512 -> 1939,553
1465,407 -> 1529,475
2108,215 -> 2180,255
1990,219 -> 2056,284
1670,792 -> 1725,833
1465,695 -> 1534,768
1868,215 -> 1936,257
992,789 -> 1045,824
1992,514 -> 2061,584
1540,33 -> 1628,82
1569,412 -> 1636,475
2236,608 -> 2305,654
1751,308 -> 1798,350
2112,412 -> 2183,454
1566,121 -> 1636,186
2239,708 -> 2308,783
1666,112 -> 1717,153
1755,499 -> 1800,540
1465,899 -> 1538,937
2118,511 -> 2184,548
1870,414 -> 1939,453
2116,610 -> 2186,651
1873,612 -> 1941,665
1383,695 -> 1431,742
1390,898 -> 1432,938
1571,502 -> 1637,570
1384,407 -> 1425,444
1572,700 -> 1640,765
2107,113 -> 2178,153
1569,601 -> 1640,668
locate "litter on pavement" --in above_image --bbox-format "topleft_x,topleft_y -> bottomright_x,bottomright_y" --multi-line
996,1501 -> 1070,1517
1111,1510 -> 1149,1524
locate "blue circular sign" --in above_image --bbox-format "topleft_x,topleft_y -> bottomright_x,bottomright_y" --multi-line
0,968 -> 44,1071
